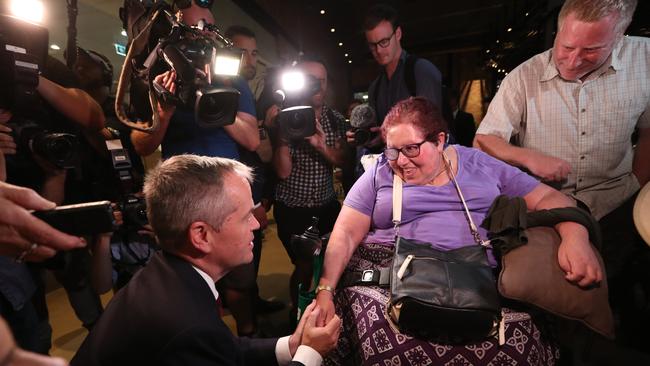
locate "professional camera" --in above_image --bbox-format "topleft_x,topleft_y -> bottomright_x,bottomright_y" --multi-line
105,139 -> 149,232
274,69 -> 322,141
116,0 -> 242,132
0,14 -> 79,169
349,103 -> 379,146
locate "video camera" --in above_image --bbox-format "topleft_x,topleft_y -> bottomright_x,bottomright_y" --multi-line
273,68 -> 322,141
116,0 -> 243,132
0,14 -> 78,169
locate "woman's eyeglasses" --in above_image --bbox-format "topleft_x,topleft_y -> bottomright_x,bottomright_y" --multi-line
384,140 -> 428,161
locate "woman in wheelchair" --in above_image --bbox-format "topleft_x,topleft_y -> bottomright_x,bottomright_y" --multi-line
314,97 -> 601,365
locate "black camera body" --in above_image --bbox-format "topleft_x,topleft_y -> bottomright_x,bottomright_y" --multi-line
9,121 -> 78,169
153,24 -> 240,129
275,72 -> 321,142
348,103 -> 379,147
118,195 -> 149,232
0,15 -> 79,169
118,1 -> 241,131
351,127 -> 377,146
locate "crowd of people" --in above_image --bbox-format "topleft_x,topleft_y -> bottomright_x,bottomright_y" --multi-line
0,0 -> 648,365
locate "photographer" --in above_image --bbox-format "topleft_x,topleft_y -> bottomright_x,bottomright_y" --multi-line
130,2 -> 259,159
269,59 -> 346,324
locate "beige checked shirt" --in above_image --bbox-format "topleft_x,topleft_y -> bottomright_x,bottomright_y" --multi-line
477,36 -> 650,219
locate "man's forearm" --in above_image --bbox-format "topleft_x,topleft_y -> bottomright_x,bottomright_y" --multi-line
130,116 -> 171,157
224,112 -> 260,151
37,76 -> 104,131
633,127 -> 650,187
474,133 -> 534,169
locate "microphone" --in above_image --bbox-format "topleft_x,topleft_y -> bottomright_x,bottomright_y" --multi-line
349,103 -> 377,129
349,104 -> 378,146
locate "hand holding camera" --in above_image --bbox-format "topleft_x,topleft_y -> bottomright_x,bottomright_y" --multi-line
152,70 -> 178,122
346,103 -> 381,147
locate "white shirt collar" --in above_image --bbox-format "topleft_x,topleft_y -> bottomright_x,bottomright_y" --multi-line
192,265 -> 219,301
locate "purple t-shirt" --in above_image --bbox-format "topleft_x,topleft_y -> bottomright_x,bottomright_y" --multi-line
344,146 -> 540,259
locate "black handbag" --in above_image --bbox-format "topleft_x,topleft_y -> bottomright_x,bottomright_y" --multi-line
387,152 -> 502,343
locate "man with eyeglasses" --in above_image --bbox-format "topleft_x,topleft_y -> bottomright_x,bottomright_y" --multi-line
364,4 -> 442,127
345,4 -> 442,180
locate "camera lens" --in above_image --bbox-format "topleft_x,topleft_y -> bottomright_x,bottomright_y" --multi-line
32,132 -> 77,169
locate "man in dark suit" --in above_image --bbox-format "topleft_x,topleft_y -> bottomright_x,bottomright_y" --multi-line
71,155 -> 340,366
448,89 -> 476,147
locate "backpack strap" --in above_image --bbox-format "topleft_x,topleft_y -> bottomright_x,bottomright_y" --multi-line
404,54 -> 418,96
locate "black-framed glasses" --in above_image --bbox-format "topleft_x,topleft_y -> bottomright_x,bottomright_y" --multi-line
367,29 -> 396,50
384,140 -> 428,161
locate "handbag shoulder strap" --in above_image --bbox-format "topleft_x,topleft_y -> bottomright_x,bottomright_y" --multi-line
442,151 -> 488,247
391,151 -> 488,247
392,174 -> 403,239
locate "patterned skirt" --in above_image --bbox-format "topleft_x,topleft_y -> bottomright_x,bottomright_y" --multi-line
324,243 -> 559,366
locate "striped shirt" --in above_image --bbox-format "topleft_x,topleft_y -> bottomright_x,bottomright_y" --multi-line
477,36 -> 650,219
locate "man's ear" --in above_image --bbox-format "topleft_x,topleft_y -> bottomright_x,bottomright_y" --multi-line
187,221 -> 214,254
395,26 -> 402,42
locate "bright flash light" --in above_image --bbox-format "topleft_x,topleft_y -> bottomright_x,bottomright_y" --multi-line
213,54 -> 241,76
281,71 -> 305,92
10,0 -> 44,24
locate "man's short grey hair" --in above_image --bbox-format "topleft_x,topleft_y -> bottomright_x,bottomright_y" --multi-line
558,0 -> 637,36
143,154 -> 253,251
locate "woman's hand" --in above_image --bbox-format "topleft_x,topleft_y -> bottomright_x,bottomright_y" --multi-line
557,224 -> 603,288
315,289 -> 336,326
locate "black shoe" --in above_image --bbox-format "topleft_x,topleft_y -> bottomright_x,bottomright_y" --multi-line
256,298 -> 285,314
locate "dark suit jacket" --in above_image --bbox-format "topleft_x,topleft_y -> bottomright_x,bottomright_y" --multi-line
451,110 -> 477,147
71,251 -> 282,366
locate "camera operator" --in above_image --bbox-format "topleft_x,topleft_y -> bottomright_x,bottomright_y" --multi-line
269,58 -> 347,325
130,2 -> 260,159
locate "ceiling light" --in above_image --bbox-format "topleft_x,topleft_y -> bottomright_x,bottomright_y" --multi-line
338,42 -> 343,46
525,12 -> 529,17
330,28 -> 335,33
486,49 -> 490,54
348,60 -> 352,64
507,28 -> 512,32
121,30 -> 127,36
496,39 -> 500,44
50,44 -> 60,50
344,53 -> 348,57
320,10 -> 325,15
